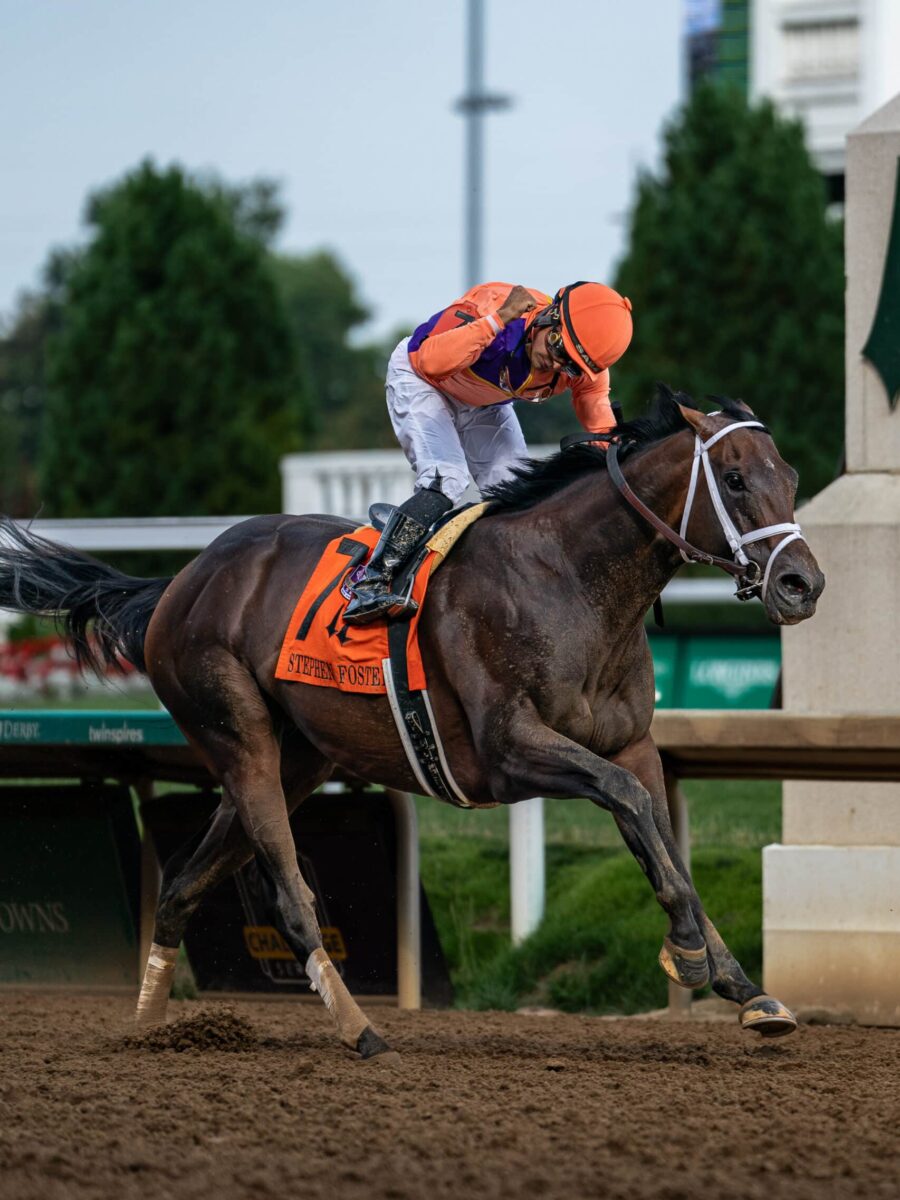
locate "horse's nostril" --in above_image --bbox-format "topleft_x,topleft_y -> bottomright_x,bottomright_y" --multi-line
778,573 -> 810,600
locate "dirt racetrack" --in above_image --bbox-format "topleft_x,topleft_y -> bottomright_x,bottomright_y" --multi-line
1,993 -> 898,1200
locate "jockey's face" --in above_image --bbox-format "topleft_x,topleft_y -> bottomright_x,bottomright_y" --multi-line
528,326 -> 559,375
529,325 -> 582,378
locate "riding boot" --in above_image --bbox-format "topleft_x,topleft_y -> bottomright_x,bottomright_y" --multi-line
344,486 -> 452,625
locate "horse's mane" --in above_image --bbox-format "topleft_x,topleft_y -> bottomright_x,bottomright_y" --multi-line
484,386 -> 757,514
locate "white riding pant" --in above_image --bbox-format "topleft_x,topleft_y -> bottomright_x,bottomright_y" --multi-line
386,337 -> 528,504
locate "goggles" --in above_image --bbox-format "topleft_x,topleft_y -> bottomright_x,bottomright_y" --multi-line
546,327 -> 582,378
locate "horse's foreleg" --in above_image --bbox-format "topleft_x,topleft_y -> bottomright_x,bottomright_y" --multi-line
501,722 -> 705,964
612,735 -> 797,1037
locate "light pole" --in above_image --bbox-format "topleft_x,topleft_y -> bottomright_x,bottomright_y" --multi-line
455,0 -> 512,289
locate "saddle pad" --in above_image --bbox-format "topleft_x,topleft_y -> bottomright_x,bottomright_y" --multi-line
274,527 -> 426,693
273,503 -> 488,695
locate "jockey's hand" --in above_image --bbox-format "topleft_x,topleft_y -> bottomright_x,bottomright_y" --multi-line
498,285 -> 537,325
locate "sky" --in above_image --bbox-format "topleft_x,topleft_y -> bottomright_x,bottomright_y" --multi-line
1,0 -> 683,339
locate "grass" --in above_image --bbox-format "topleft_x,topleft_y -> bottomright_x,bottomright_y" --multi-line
417,780 -> 780,1014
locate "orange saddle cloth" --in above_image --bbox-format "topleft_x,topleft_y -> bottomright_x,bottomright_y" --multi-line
274,526 -> 436,694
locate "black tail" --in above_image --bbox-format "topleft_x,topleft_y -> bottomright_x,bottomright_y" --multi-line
0,517 -> 172,674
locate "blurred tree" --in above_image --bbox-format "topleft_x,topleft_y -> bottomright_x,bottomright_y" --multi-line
0,251 -> 73,515
613,83 -> 844,498
198,181 -> 393,448
40,161 -> 305,517
203,175 -> 286,248
10,162 -> 416,522
269,251 -> 393,449
0,292 -> 54,516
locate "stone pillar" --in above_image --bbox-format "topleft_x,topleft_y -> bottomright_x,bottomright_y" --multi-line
765,94 -> 900,1026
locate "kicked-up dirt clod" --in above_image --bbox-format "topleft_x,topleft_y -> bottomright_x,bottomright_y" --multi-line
118,1007 -> 258,1053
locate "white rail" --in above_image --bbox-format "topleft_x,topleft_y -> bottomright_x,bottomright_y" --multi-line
19,516 -> 252,552
13,516 -> 739,605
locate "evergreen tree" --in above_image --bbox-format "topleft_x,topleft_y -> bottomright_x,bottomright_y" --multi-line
40,161 -> 305,517
614,83 -> 844,497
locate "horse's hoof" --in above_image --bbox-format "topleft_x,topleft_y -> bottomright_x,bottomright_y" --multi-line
658,937 -> 709,990
355,1025 -> 397,1060
740,995 -> 798,1038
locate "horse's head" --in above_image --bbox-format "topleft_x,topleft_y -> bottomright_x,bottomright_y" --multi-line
674,398 -> 825,626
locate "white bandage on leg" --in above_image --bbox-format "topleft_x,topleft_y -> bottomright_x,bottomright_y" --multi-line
135,942 -> 179,1028
306,947 -> 370,1049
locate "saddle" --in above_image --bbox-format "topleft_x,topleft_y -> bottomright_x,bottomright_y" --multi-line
275,502 -> 487,691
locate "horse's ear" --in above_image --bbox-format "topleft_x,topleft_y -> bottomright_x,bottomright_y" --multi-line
706,393 -> 756,418
676,403 -> 712,435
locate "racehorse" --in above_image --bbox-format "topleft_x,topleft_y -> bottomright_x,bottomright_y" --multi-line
0,387 -> 823,1058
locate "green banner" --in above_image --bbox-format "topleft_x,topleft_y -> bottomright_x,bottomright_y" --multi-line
676,636 -> 780,708
650,636 -> 678,707
650,635 -> 780,709
0,710 -> 186,747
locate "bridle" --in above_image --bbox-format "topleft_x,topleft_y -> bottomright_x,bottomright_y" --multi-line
587,420 -> 806,603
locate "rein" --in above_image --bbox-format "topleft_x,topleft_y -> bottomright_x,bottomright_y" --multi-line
577,421 -> 805,603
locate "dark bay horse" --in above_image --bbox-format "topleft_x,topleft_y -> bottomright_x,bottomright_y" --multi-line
0,390 -> 823,1057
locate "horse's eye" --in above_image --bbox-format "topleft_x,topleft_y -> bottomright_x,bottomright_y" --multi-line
724,471 -> 745,492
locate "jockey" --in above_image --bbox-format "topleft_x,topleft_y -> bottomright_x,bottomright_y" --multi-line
343,280 -> 634,624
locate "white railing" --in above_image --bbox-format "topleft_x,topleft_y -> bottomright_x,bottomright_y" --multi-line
18,516 -> 252,552
282,450 -> 420,517
280,445 -> 559,517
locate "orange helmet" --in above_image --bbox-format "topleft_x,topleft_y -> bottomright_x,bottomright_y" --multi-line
556,282 -> 633,381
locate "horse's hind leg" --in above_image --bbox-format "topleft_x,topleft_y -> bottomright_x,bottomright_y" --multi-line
218,752 -> 391,1058
136,732 -> 331,1028
612,735 -> 797,1038
146,658 -> 391,1058
137,796 -> 247,1027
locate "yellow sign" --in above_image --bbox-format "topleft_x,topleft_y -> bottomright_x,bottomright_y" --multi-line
323,927 -> 347,961
243,925 -> 347,962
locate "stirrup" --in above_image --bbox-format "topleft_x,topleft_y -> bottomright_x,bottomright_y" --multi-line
344,504 -> 433,625
368,502 -> 396,532
344,579 -> 419,625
